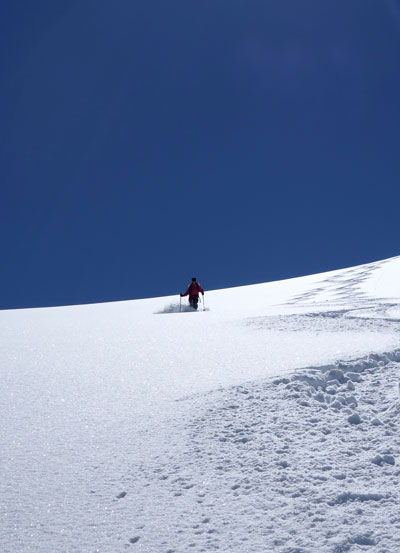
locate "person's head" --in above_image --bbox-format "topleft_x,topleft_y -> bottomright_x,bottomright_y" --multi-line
192,277 -> 197,282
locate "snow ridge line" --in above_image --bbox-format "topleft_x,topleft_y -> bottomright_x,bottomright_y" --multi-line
269,348 -> 400,415
300,347 -> 400,375
176,349 -> 400,404
288,347 -> 400,389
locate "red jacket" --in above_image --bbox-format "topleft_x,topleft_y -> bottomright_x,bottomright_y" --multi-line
183,282 -> 204,297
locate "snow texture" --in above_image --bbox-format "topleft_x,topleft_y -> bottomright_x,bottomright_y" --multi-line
1,256 -> 400,552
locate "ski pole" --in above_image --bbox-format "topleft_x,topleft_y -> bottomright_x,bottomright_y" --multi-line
180,295 -> 182,312
202,294 -> 205,311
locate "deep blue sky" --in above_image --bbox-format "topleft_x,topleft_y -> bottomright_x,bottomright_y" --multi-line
1,1 -> 399,309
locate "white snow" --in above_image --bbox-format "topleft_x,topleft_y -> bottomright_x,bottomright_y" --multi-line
1,255 -> 400,552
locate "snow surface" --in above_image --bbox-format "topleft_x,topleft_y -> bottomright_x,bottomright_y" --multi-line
1,256 -> 400,553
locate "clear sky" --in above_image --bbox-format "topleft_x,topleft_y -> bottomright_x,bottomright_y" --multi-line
1,0 -> 399,309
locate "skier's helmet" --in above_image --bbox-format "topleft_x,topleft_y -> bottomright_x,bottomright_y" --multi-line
192,277 -> 197,282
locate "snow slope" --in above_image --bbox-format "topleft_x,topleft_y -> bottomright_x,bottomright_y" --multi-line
1,256 -> 400,553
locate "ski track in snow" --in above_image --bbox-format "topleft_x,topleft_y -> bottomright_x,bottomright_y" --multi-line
1,256 -> 400,553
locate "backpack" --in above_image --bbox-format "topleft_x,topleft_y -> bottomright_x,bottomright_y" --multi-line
188,281 -> 201,296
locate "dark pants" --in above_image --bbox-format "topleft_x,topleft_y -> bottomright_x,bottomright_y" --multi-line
189,295 -> 199,310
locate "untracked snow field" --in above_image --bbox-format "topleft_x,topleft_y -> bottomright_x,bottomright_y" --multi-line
1,256 -> 400,553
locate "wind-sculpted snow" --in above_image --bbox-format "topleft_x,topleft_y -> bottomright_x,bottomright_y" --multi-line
1,255 -> 400,552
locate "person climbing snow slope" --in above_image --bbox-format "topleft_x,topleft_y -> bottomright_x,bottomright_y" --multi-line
181,277 -> 204,310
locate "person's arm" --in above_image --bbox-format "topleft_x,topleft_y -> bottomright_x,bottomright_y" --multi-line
198,284 -> 204,295
181,284 -> 191,297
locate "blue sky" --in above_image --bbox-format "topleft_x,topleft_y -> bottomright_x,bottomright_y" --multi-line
1,1 -> 399,309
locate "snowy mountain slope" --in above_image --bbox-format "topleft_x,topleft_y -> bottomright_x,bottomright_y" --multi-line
1,256 -> 400,553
